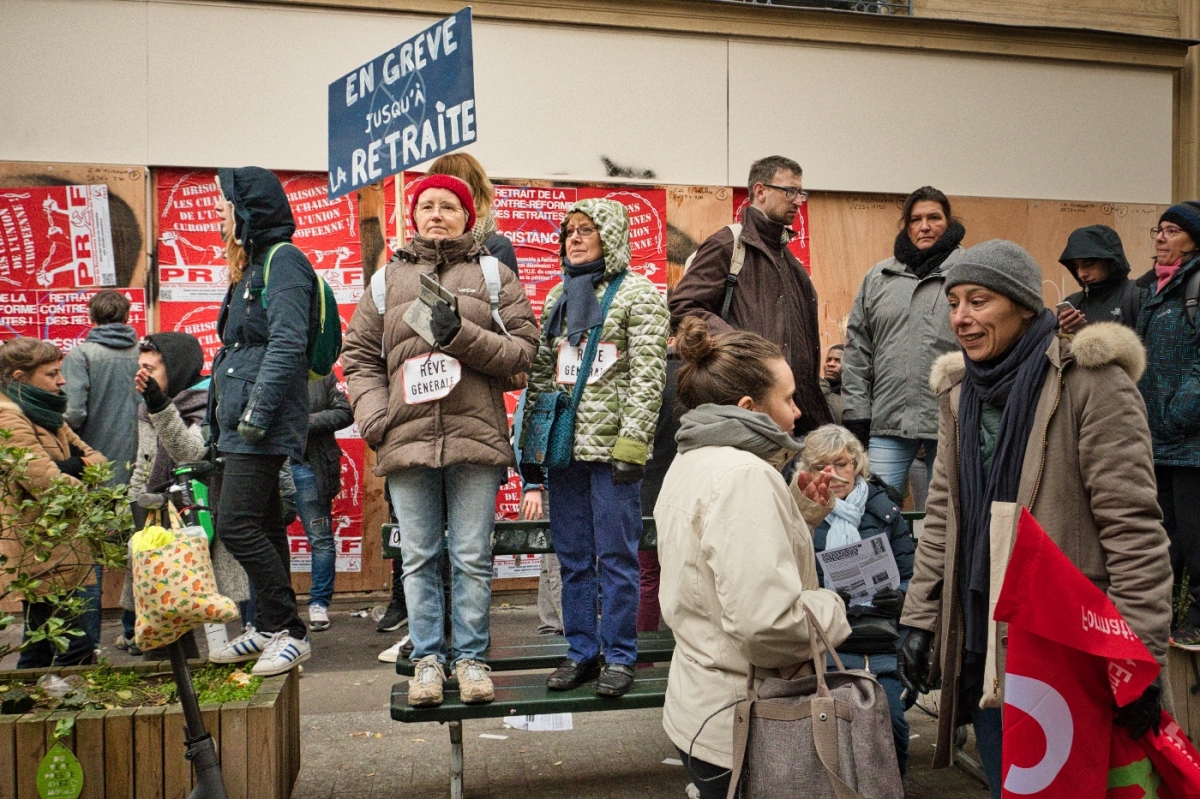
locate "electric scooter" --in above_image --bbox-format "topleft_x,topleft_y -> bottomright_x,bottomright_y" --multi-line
135,459 -> 227,799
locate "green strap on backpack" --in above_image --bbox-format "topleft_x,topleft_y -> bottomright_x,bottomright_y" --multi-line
262,242 -> 343,380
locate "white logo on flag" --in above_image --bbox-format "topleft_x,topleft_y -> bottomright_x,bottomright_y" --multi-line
1003,673 -> 1074,794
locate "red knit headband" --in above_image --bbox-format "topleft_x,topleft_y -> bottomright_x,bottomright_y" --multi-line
409,174 -> 476,233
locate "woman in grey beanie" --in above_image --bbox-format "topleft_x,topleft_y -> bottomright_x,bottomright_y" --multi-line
896,239 -> 1172,797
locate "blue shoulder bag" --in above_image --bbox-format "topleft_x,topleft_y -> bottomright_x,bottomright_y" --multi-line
523,272 -> 626,472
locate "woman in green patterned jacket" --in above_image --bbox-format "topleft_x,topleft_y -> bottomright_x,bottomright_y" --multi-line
524,198 -> 670,697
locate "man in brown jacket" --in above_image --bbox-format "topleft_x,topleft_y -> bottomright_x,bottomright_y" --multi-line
670,155 -> 831,435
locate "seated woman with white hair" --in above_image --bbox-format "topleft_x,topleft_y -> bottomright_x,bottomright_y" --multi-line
799,424 -> 915,776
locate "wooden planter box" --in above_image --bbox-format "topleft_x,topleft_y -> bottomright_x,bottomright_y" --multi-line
0,661 -> 300,799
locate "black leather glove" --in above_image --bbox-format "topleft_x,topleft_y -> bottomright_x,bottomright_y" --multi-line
54,456 -> 86,478
872,588 -> 905,619
142,375 -> 170,414
1115,680 -> 1162,740
897,628 -> 935,695
836,590 -> 854,607
430,300 -> 462,348
843,418 -> 872,448
521,463 -> 545,487
280,498 -> 298,527
237,421 -> 267,445
611,461 -> 644,486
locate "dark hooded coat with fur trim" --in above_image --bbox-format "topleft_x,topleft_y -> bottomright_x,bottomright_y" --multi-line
900,322 -> 1172,769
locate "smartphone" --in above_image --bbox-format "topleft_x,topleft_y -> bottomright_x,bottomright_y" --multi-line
1056,300 -> 1075,314
419,272 -> 457,310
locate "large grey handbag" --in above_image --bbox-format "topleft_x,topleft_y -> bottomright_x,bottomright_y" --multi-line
726,608 -> 904,799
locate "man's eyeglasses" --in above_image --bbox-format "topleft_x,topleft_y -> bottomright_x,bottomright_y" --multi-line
1152,225 -> 1184,238
564,225 -> 598,239
762,184 -> 808,202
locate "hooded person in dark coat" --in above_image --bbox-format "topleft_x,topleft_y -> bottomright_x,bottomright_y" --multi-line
1057,225 -> 1141,333
205,166 -> 315,676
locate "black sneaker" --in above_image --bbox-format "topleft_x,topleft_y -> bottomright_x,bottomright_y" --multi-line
546,657 -> 602,691
377,601 -> 408,633
596,664 -> 635,698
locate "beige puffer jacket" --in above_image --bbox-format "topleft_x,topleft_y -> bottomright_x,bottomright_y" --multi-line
341,233 -> 539,475
655,444 -> 850,768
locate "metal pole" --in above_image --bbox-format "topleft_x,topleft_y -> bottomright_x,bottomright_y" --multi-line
448,720 -> 464,799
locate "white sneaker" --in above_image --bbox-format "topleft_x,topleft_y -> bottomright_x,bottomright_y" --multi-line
308,604 -> 330,632
378,635 -> 411,663
208,625 -> 270,664
251,631 -> 311,676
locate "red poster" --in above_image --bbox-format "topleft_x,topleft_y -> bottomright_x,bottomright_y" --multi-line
156,301 -> 223,371
0,288 -> 146,351
288,436 -> 366,574
578,187 -> 668,296
156,169 -> 365,307
495,391 -> 523,521
732,188 -> 812,272
0,184 -> 117,290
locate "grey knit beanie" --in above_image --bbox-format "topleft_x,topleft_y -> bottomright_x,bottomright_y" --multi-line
944,239 -> 1044,313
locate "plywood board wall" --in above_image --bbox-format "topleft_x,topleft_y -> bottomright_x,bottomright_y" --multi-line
0,161 -> 150,289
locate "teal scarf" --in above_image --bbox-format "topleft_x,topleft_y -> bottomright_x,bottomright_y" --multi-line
5,382 -> 67,431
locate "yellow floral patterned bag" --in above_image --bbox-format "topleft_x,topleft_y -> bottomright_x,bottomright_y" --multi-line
131,506 -> 239,650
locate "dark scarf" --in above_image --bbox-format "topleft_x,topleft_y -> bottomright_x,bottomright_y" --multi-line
543,257 -> 607,346
5,382 -> 68,431
893,221 -> 966,280
957,308 -> 1058,657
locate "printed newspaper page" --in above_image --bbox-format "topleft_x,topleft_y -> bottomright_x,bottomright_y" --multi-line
815,535 -> 901,606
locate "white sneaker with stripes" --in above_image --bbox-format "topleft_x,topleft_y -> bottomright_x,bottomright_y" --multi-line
208,626 -> 270,664
251,632 -> 311,676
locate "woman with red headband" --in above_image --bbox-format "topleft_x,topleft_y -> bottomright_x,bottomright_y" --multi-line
343,174 -> 538,709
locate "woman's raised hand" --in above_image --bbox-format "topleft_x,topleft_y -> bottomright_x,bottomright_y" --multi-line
795,469 -> 833,506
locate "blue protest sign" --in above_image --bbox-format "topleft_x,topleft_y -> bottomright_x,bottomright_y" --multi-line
327,7 -> 474,199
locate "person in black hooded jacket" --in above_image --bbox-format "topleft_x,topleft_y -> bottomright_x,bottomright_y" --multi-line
205,166 -> 314,676
1057,224 -> 1142,334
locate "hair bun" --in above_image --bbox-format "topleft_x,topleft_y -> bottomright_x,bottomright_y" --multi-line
675,316 -> 715,364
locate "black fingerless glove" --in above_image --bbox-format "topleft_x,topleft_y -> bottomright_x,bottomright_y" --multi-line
611,461 -> 644,486
431,300 -> 462,347
142,376 -> 170,414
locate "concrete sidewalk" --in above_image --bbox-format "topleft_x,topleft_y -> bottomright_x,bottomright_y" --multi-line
5,594 -> 990,798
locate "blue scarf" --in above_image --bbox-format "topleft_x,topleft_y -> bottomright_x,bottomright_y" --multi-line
543,257 -> 606,345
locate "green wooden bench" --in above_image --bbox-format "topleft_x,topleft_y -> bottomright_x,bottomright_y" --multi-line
385,512 -> 926,798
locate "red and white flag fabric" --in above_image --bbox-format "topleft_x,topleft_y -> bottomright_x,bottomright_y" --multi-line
994,508 -> 1161,797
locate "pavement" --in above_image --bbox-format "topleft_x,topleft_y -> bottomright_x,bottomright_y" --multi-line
3,592 -> 990,799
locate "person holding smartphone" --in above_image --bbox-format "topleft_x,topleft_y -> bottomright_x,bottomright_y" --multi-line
1056,224 -> 1141,333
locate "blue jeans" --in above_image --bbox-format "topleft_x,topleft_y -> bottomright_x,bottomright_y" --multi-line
833,652 -> 910,776
81,564 -> 104,649
17,599 -> 95,668
387,465 -> 505,665
548,461 -> 642,666
868,436 -> 938,496
290,461 -> 336,608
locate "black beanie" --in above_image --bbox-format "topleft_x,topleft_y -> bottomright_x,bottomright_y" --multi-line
145,332 -> 204,398
1160,201 -> 1200,246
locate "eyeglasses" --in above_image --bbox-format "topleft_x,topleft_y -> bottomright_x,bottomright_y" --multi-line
809,459 -> 853,472
415,202 -> 465,216
564,225 -> 598,239
137,338 -> 160,353
762,184 -> 808,202
1152,225 -> 1184,238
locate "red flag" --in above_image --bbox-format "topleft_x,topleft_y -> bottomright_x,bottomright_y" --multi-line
995,509 -> 1161,798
